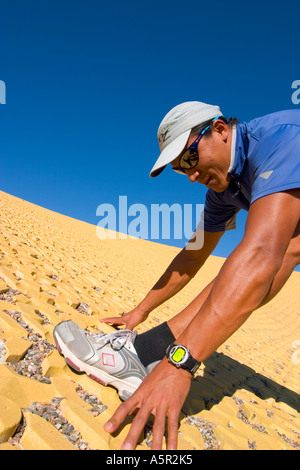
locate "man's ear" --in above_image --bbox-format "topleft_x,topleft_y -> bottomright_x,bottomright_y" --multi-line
213,119 -> 229,141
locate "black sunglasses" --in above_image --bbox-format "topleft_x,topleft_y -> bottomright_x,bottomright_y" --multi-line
172,116 -> 220,175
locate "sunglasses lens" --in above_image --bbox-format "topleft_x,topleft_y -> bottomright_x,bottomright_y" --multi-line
180,150 -> 199,169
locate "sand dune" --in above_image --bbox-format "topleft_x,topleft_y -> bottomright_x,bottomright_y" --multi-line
0,190 -> 299,450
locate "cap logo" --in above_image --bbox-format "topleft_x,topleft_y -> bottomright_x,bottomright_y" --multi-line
158,128 -> 171,145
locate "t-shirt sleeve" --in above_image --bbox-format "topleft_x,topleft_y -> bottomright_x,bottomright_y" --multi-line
250,124 -> 300,204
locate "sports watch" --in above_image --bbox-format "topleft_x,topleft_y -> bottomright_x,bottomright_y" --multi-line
166,343 -> 200,376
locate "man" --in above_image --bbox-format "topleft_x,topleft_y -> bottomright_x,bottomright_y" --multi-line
54,101 -> 300,450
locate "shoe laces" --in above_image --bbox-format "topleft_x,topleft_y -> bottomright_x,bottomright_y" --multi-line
87,329 -> 135,351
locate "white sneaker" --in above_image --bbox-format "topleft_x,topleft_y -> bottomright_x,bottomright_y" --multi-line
53,320 -> 148,400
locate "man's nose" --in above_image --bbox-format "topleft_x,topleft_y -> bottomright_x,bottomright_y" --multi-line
186,168 -> 199,183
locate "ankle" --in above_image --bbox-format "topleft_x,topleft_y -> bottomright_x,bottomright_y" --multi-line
134,321 -> 175,367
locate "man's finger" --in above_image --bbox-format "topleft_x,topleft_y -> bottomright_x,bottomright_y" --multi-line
100,317 -> 125,324
166,411 -> 180,450
121,406 -> 151,450
151,408 -> 168,450
104,399 -> 136,433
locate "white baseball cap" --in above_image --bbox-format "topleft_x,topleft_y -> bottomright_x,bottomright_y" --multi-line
150,101 -> 223,177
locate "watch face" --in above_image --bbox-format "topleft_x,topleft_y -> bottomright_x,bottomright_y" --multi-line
167,343 -> 200,374
171,346 -> 187,363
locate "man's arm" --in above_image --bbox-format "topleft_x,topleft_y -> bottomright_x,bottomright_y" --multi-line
177,189 -> 300,362
101,230 -> 223,329
104,189 -> 300,450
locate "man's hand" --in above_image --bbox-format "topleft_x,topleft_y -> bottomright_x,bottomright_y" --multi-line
100,308 -> 149,330
103,358 -> 192,450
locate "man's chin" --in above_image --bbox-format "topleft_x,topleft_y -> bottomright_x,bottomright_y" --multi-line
212,175 -> 232,192
209,180 -> 231,192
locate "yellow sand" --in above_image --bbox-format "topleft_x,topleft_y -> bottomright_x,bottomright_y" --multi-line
0,190 -> 299,450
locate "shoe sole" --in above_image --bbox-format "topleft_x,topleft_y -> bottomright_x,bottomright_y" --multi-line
53,326 -> 141,400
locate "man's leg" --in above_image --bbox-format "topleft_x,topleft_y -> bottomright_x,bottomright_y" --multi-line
260,219 -> 300,305
167,280 -> 214,338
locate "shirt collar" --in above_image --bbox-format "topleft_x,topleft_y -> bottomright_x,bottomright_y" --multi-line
228,124 -> 237,174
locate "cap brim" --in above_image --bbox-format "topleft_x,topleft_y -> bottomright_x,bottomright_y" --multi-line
149,129 -> 191,178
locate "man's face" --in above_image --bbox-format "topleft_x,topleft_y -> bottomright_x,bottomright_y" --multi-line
171,121 -> 232,192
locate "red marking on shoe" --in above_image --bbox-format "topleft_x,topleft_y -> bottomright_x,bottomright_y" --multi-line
88,374 -> 106,386
102,353 -> 115,367
56,342 -> 62,353
65,357 -> 81,372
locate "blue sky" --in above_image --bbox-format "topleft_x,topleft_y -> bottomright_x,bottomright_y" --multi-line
1,0 -> 299,270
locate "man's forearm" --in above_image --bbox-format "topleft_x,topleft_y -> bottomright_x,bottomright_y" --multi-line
136,249 -> 205,315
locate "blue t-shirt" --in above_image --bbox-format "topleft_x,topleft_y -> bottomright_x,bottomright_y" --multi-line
203,110 -> 300,232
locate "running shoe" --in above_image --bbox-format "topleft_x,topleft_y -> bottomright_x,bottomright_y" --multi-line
53,320 -> 148,400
